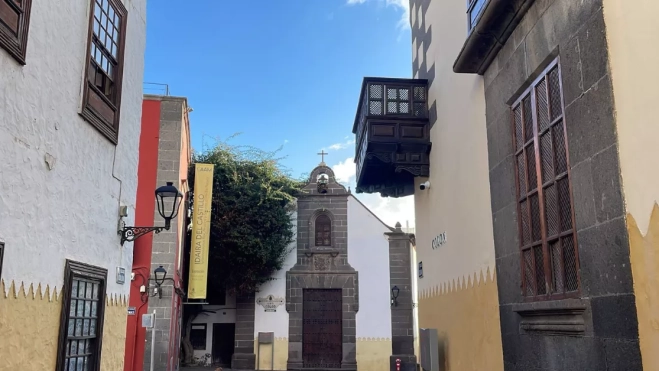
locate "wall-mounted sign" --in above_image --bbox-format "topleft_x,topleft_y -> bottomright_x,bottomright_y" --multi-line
431,232 -> 447,250
142,313 -> 155,328
418,261 -> 424,278
256,295 -> 285,312
127,307 -> 136,315
188,163 -> 215,299
116,267 -> 126,284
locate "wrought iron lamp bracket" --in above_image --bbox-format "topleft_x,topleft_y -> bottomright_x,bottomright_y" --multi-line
119,225 -> 167,246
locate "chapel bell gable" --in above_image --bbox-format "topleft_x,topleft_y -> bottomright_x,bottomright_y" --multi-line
303,164 -> 349,196
294,158 -> 351,257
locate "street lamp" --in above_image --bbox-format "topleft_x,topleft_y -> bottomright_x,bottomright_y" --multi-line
391,285 -> 400,307
119,182 -> 183,245
153,265 -> 167,286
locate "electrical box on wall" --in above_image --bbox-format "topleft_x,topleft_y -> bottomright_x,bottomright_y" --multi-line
420,328 -> 439,371
142,313 -> 155,328
116,267 -> 126,284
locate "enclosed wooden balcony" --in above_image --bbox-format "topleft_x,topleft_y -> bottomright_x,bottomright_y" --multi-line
352,77 -> 431,198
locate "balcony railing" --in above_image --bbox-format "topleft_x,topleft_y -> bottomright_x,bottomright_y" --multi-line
351,77 -> 431,198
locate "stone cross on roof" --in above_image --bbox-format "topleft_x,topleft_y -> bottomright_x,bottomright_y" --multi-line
317,150 -> 328,165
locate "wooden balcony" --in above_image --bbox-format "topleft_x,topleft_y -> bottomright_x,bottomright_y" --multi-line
352,77 -> 431,198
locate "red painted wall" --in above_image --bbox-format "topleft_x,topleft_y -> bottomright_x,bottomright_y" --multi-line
124,99 -> 161,371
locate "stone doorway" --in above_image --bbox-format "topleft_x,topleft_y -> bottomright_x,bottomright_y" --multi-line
302,289 -> 343,368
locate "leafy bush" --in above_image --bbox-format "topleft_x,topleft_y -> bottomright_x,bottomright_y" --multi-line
188,139 -> 302,296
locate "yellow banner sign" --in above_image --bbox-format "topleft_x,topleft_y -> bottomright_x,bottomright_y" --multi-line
188,163 -> 214,299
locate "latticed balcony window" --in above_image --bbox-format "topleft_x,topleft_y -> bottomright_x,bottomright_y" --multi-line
467,0 -> 488,32
512,58 -> 580,300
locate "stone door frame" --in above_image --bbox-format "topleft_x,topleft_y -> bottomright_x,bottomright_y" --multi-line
286,270 -> 359,371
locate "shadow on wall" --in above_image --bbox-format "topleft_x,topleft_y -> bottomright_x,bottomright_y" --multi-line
437,334 -> 449,371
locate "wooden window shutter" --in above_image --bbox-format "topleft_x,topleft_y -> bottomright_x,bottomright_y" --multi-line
80,0 -> 128,144
0,0 -> 33,64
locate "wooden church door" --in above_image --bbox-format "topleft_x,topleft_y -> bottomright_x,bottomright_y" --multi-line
302,289 -> 343,368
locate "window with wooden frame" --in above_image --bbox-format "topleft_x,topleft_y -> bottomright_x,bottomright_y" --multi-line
512,58 -> 580,301
0,0 -> 32,64
467,0 -> 487,32
190,324 -> 207,350
80,0 -> 127,144
315,215 -> 331,246
56,260 -> 107,371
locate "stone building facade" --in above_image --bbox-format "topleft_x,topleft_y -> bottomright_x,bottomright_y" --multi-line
285,164 -> 360,370
0,0 -> 146,369
123,95 -> 192,371
451,0 -> 658,369
353,0 -> 659,369
191,162 -> 417,371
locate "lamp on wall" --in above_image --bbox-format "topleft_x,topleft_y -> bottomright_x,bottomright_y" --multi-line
154,265 -> 167,286
149,265 -> 185,299
118,182 -> 183,245
391,285 -> 400,307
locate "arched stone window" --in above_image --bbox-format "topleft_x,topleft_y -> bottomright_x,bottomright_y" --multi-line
315,215 -> 332,246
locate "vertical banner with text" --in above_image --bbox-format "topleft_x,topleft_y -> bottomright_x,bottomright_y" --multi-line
188,163 -> 214,299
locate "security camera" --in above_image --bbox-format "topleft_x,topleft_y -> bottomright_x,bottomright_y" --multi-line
419,181 -> 431,191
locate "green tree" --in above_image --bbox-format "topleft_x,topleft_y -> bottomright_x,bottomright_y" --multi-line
181,139 -> 302,365
188,138 -> 302,297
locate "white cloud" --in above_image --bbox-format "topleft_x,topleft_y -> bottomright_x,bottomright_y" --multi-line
333,157 -> 356,184
325,138 -> 356,151
359,192 -> 416,229
346,0 -> 410,30
331,157 -> 415,228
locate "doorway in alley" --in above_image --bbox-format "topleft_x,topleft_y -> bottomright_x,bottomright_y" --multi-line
212,323 -> 235,367
302,289 -> 343,368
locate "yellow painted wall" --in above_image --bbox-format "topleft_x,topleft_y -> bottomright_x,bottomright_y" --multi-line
253,337 -> 391,371
100,295 -> 129,371
418,268 -> 503,371
0,280 -> 128,371
0,280 -> 61,370
603,1 -> 659,369
356,338 -> 391,371
627,207 -> 659,369
255,338 -> 289,371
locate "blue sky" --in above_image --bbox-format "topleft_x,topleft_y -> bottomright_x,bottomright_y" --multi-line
144,0 -> 416,227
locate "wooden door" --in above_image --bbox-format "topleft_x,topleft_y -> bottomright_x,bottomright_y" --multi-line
302,289 -> 343,368
212,323 -> 235,367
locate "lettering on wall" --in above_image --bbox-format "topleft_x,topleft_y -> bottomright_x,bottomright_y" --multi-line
431,232 -> 447,250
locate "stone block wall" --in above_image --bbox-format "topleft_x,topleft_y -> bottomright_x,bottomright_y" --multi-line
143,97 -> 187,371
481,0 -> 642,369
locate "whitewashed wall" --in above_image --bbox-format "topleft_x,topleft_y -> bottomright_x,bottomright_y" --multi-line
254,212 -> 298,338
0,0 -> 146,297
191,295 -> 238,359
347,196 -> 392,339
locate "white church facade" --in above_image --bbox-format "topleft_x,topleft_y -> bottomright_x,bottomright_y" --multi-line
191,163 -> 418,371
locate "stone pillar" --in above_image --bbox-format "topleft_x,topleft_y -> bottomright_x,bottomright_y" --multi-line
232,292 -> 256,369
144,97 -> 185,371
387,223 -> 417,371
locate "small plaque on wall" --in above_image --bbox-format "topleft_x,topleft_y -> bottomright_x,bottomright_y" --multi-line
256,295 -> 285,312
116,267 -> 126,284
